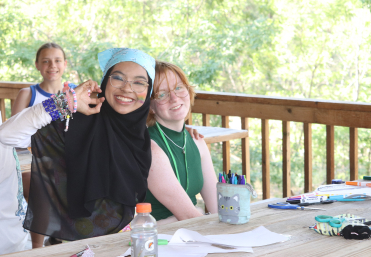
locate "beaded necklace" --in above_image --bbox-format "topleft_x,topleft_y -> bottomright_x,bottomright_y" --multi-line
156,122 -> 189,192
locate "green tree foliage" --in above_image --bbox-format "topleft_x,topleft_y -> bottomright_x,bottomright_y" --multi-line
2,0 -> 371,198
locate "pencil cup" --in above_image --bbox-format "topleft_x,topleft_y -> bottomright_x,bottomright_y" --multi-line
217,182 -> 257,224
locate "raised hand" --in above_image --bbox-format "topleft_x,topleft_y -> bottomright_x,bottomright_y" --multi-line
73,80 -> 105,115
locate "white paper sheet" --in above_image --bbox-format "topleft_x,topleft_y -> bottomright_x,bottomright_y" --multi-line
120,226 -> 289,256
206,226 -> 289,247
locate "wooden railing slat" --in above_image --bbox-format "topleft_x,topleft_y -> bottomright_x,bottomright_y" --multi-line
282,121 -> 291,197
262,119 -> 270,199
304,123 -> 312,193
326,125 -> 335,184
202,114 -> 210,127
350,127 -> 359,180
222,116 -> 230,173
202,114 -> 211,151
0,99 -> 5,123
241,117 -> 250,183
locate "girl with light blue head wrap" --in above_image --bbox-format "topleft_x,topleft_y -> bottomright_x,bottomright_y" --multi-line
13,47 -> 157,241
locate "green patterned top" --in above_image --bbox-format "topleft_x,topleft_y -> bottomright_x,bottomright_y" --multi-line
146,123 -> 204,220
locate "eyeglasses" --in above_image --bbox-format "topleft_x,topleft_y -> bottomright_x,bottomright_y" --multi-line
109,75 -> 149,93
154,84 -> 189,105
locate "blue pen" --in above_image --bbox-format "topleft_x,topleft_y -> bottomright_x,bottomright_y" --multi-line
231,173 -> 234,184
219,173 -> 222,182
234,176 -> 238,184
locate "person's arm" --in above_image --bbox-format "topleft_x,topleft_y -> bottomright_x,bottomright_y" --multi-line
147,140 -> 203,221
0,80 -> 104,148
0,104 -> 51,148
11,88 -> 32,116
194,137 -> 218,214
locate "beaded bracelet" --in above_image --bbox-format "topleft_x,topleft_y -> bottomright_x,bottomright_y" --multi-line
43,90 -> 74,132
42,98 -> 60,121
69,88 -> 77,113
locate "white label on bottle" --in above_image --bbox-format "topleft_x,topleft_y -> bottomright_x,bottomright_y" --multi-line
145,239 -> 155,251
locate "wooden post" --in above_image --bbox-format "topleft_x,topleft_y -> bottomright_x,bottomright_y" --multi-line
222,116 -> 230,173
282,121 -> 291,197
241,117 -> 250,183
186,113 -> 193,125
202,114 -> 210,127
203,114 -> 211,151
262,119 -> 270,199
10,99 -> 15,113
304,123 -> 312,193
350,127 -> 358,181
0,99 -> 5,123
326,125 -> 335,184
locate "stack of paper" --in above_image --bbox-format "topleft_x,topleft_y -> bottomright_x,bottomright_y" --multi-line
120,226 -> 290,257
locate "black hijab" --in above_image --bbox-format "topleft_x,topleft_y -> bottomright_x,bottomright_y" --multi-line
65,66 -> 152,218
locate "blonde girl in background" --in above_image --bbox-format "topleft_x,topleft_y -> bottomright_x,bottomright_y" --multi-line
11,42 -> 77,248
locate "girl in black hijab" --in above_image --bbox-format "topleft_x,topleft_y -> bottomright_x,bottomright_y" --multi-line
0,48 -> 155,242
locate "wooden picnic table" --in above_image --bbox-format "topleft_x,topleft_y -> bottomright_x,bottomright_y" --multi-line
4,195 -> 370,257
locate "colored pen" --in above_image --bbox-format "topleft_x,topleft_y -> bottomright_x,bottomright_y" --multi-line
129,239 -> 168,246
221,176 -> 226,183
241,176 -> 245,185
364,176 -> 371,180
70,247 -> 88,257
346,181 -> 371,187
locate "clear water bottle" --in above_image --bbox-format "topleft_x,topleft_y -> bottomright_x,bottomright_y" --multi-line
130,203 -> 158,257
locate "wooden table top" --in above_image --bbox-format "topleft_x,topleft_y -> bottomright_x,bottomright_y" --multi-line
187,125 -> 248,144
5,197 -> 371,257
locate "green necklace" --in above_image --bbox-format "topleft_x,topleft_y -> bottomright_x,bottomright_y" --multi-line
156,122 -> 189,192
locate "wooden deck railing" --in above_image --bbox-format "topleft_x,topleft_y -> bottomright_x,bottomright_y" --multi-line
190,91 -> 371,198
2,82 -> 371,199
0,81 -> 33,121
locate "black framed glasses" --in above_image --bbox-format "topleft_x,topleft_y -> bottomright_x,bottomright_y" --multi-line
109,75 -> 149,93
154,84 -> 189,105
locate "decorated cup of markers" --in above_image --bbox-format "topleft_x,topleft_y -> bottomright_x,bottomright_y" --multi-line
217,172 -> 257,224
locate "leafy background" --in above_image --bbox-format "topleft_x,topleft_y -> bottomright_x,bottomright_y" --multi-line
2,0 -> 371,199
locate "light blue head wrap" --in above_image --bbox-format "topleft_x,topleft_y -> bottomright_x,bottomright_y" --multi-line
98,48 -> 155,95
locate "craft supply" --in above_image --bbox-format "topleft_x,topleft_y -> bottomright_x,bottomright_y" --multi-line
217,182 -> 257,224
314,215 -> 365,228
332,179 -> 344,184
268,202 -> 325,210
340,225 -> 371,239
129,239 -> 168,246
328,194 -> 371,201
179,237 -> 236,250
70,245 -> 94,257
363,176 -> 371,180
310,214 -> 369,237
345,181 -> 371,187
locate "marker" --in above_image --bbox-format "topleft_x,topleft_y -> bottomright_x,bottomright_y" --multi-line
129,239 -> 168,246
346,181 -> 371,187
221,176 -> 226,183
363,176 -> 371,180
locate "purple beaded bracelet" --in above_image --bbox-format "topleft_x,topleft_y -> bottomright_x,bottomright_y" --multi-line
42,98 -> 60,121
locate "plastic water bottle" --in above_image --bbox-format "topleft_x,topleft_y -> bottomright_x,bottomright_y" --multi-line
130,203 -> 158,257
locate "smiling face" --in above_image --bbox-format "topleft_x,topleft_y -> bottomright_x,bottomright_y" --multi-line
150,71 -> 191,128
105,61 -> 149,114
35,48 -> 67,82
